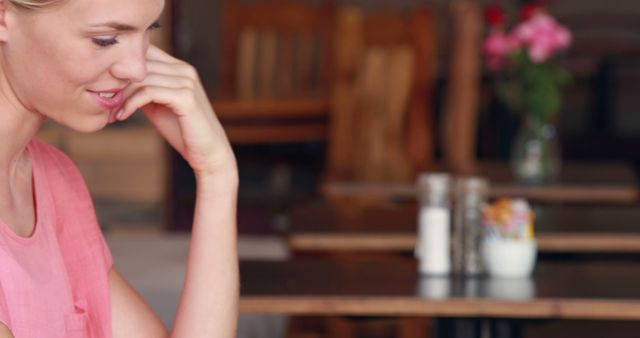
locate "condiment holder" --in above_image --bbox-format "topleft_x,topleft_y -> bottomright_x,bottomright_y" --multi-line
482,198 -> 537,278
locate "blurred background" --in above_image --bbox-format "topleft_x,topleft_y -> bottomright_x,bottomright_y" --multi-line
37,0 -> 640,337
38,0 -> 640,234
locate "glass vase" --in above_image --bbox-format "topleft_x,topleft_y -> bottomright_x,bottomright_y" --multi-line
510,116 -> 561,184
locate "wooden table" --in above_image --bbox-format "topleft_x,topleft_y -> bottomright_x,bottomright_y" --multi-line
324,161 -> 639,203
240,258 -> 640,320
288,204 -> 640,253
241,258 -> 640,338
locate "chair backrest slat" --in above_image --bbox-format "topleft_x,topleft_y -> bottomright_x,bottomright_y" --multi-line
327,6 -> 437,184
220,0 -> 333,101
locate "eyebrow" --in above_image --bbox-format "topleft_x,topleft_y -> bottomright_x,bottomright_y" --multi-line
90,19 -> 161,32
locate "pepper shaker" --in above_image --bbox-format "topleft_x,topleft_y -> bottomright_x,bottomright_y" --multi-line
452,177 -> 488,276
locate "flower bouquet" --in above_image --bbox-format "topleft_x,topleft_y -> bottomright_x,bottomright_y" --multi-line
483,2 -> 572,183
483,198 -> 535,241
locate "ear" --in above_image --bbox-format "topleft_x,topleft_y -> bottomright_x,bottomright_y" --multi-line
0,0 -> 9,43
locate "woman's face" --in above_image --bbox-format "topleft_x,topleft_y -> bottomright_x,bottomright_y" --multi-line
1,0 -> 165,132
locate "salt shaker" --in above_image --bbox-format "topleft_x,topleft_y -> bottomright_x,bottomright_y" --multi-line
416,173 -> 452,276
452,177 -> 488,276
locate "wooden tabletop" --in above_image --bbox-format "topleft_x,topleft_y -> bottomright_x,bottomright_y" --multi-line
324,161 -> 639,203
288,203 -> 640,253
240,258 -> 640,320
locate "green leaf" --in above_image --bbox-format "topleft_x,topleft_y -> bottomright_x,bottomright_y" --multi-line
493,56 -> 570,124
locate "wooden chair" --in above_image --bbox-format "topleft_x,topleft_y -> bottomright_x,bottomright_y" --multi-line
323,5 -> 437,212
327,6 -> 437,185
322,1 -> 484,210
440,0 -> 483,175
284,3 -> 481,337
212,0 -> 335,144
299,6 -> 441,338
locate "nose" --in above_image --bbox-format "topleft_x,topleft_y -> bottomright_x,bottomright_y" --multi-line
110,40 -> 148,82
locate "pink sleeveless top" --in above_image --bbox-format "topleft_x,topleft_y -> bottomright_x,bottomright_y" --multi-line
0,138 -> 113,337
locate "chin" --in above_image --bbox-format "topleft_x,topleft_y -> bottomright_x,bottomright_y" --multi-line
58,113 -> 110,133
72,123 -> 108,133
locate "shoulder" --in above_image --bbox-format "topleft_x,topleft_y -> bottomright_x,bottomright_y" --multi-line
30,139 -> 113,267
29,138 -> 78,174
29,138 -> 86,187
29,138 -> 93,208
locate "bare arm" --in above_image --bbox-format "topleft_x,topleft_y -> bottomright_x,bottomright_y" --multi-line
109,174 -> 238,338
171,172 -> 238,337
110,268 -> 169,337
109,176 -> 238,338
110,175 -> 238,338
111,45 -> 239,337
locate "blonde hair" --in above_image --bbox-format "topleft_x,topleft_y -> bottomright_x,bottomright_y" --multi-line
10,0 -> 62,9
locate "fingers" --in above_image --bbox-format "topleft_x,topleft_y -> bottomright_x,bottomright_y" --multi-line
126,47 -> 233,175
146,45 -> 173,59
114,46 -> 205,123
146,60 -> 196,78
121,60 -> 193,98
108,109 -> 119,124
116,62 -> 199,121
146,44 -> 183,64
142,73 -> 196,90
117,85 -> 194,121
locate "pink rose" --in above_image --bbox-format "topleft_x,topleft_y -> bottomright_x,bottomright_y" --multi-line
513,13 -> 572,63
483,31 -> 519,70
528,34 -> 556,63
513,14 -> 555,43
554,26 -> 572,49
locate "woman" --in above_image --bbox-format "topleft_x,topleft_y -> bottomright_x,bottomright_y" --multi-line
0,0 -> 238,336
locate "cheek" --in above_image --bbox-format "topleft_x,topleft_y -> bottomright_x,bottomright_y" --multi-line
56,56 -> 110,90
29,49 -> 114,107
10,38 -> 100,97
8,49 -> 109,120
47,39 -> 111,89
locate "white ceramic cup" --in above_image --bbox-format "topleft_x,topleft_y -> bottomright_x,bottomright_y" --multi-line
485,277 -> 535,300
482,238 -> 537,278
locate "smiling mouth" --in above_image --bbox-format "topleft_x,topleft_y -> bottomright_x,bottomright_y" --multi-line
98,92 -> 116,99
88,89 -> 125,110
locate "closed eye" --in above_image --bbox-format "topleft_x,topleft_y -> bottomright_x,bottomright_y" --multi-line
93,37 -> 118,47
91,21 -> 159,48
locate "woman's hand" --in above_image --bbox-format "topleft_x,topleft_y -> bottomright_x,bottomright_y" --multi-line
115,45 -> 236,180
112,49 -> 238,338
